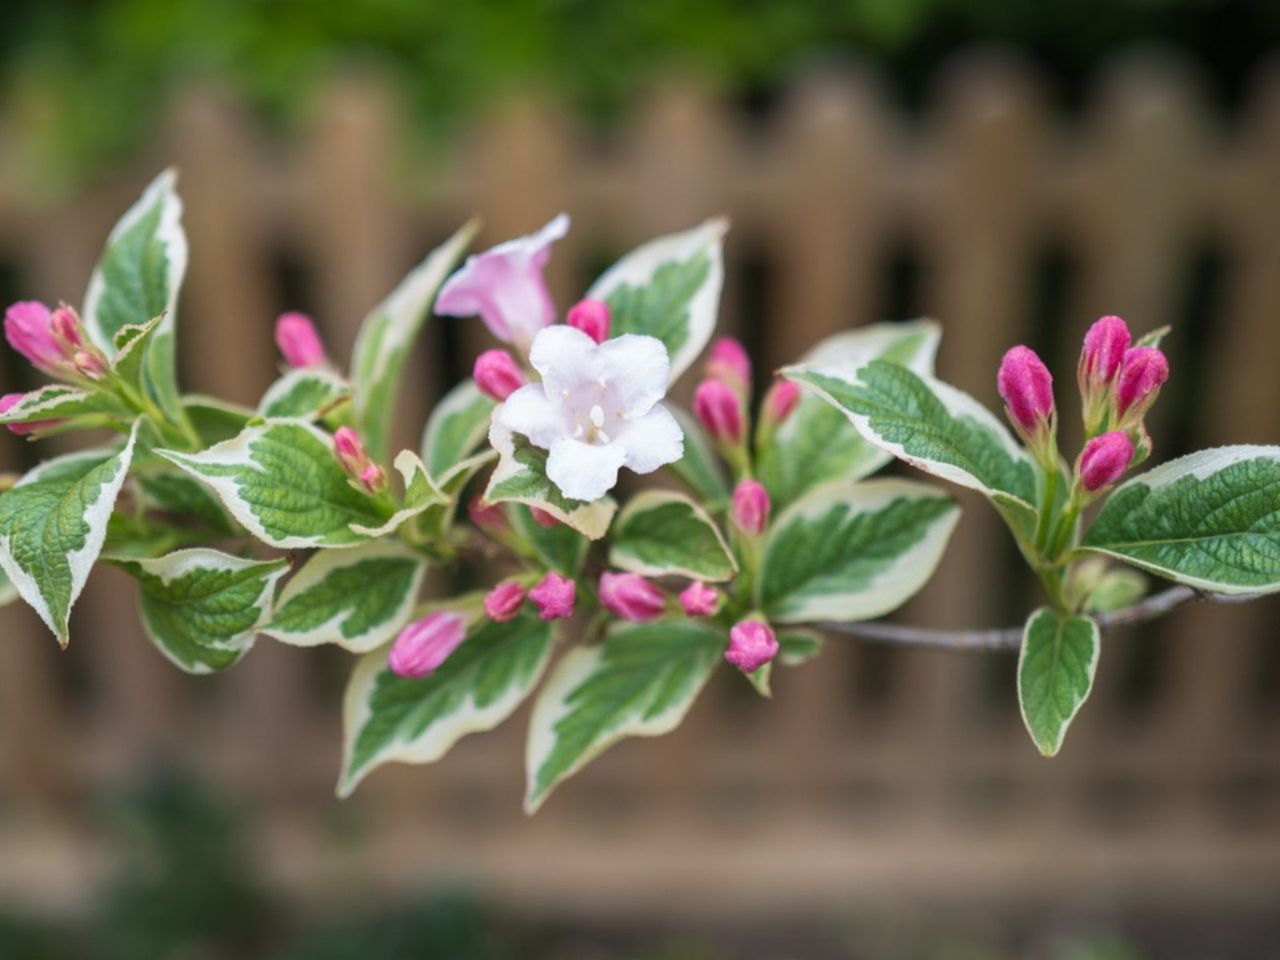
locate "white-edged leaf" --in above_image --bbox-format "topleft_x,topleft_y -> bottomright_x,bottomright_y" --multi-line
181,394 -> 254,445
1017,607 -> 1100,757
156,419 -> 388,549
258,367 -> 351,420
0,421 -> 140,645
339,610 -> 554,797
484,422 -> 615,540
525,619 -> 724,812
0,384 -> 129,428
0,566 -> 17,608
351,220 -> 477,462
609,491 -> 736,581
507,504 -> 590,575
265,542 -> 426,653
757,479 -> 959,624
108,548 -> 288,674
82,170 -> 187,420
349,450 -> 447,538
420,380 -> 494,478
586,218 -> 726,384
759,319 -> 940,507
1081,445 -> 1280,594
784,358 -> 1037,526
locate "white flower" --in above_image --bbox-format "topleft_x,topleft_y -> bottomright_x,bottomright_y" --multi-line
495,325 -> 684,501
435,213 -> 569,353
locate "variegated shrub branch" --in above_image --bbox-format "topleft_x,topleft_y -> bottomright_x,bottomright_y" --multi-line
1,172 -> 1277,805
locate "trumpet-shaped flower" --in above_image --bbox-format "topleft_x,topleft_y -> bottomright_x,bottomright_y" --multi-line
436,214 -> 569,352
494,325 -> 683,502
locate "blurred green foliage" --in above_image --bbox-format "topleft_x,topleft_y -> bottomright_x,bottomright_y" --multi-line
3,0 -> 1278,195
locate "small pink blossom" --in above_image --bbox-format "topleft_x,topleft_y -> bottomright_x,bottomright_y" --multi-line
566,298 -> 611,344
484,581 -> 527,623
1078,431 -> 1134,493
529,571 -> 576,621
275,312 -> 328,368
0,392 -> 59,437
679,581 -> 720,618
762,380 -> 802,425
436,214 -> 569,352
473,349 -> 526,402
997,345 -> 1055,434
1114,346 -> 1169,423
599,572 -> 666,622
725,619 -> 778,673
388,612 -> 467,679
706,336 -> 751,391
732,479 -> 771,536
693,379 -> 743,445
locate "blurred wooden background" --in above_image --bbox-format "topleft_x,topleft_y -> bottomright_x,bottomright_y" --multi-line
0,52 -> 1277,916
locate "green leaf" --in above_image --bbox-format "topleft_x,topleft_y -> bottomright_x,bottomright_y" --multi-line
667,406 -> 729,509
351,220 -> 477,463
1081,446 -> 1280,594
757,479 -> 959,624
265,542 -> 426,653
258,368 -> 350,420
0,384 -> 129,431
348,451 -> 446,538
784,358 -> 1037,527
485,426 -> 616,540
420,381 -> 494,479
1134,325 -> 1171,349
340,610 -> 554,797
82,170 -> 187,421
1086,567 -> 1148,614
157,420 -> 388,549
110,314 -> 165,390
507,504 -> 589,575
587,219 -> 726,383
758,320 -> 939,508
137,472 -> 238,535
108,548 -> 287,674
181,395 -> 255,445
609,491 -> 736,581
525,619 -> 724,812
778,629 -> 824,666
1017,608 -> 1100,757
0,422 -> 140,645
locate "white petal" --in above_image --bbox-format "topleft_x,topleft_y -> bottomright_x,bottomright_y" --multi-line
496,384 -> 567,448
546,438 -> 626,502
616,403 -> 684,475
528,325 -> 600,398
597,334 -> 671,417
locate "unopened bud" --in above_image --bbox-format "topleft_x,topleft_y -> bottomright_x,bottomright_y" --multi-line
473,349 -> 526,402
73,350 -> 106,380
997,345 -> 1056,463
484,581 -> 527,623
732,479 -> 771,536
762,379 -> 802,426
565,299 -> 611,344
50,305 -> 86,351
725,618 -> 778,673
706,337 -> 751,392
693,379 -> 744,445
467,495 -> 508,536
388,612 -> 467,679
1078,431 -> 1134,493
333,427 -> 384,494
358,463 -> 387,494
1078,316 -> 1130,388
275,312 -> 328,368
529,507 -> 560,529
599,572 -> 665,622
1114,346 -> 1168,425
5,301 -> 70,376
528,571 -> 576,621
679,581 -> 721,618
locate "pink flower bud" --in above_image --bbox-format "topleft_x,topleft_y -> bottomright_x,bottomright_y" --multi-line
358,463 -> 387,494
693,379 -> 744,445
5,301 -> 65,375
997,345 -> 1055,434
473,349 -> 526,402
706,336 -> 751,391
333,427 -> 366,474
732,479 -> 771,536
1114,346 -> 1169,423
49,305 -> 87,352
762,380 -> 802,425
484,581 -> 527,623
1078,315 -> 1131,387
274,311 -> 328,368
565,298 -> 611,344
529,571 -> 576,621
725,618 -> 778,673
388,612 -> 467,679
72,350 -> 106,381
679,581 -> 720,618
1078,431 -> 1134,493
599,572 -> 666,622
529,507 -> 560,529
467,495 -> 508,536
0,392 -> 59,437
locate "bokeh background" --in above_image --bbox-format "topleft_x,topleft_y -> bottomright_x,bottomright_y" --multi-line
2,2 -> 1279,957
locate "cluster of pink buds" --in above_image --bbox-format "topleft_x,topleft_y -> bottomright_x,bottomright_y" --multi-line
1077,315 -> 1168,438
274,312 -> 329,369
388,611 -> 467,679
332,427 -> 386,494
5,301 -> 108,382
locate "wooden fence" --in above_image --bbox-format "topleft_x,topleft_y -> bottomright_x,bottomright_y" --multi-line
1,52 -> 1278,915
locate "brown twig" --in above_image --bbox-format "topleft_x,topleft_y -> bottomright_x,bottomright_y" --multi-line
819,586 -> 1267,653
